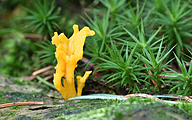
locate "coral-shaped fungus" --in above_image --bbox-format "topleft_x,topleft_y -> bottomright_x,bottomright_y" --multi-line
52,24 -> 95,99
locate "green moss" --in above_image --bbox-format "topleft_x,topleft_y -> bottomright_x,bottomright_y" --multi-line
0,110 -> 17,119
1,75 -> 191,119
13,115 -> 34,120
10,105 -> 23,110
0,93 -> 9,104
46,99 -> 114,119
1,95 -> 192,120
13,78 -> 25,86
0,91 -> 52,104
56,100 -> 190,120
176,103 -> 192,116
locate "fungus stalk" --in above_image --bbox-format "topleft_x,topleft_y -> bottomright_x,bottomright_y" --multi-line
52,24 -> 95,99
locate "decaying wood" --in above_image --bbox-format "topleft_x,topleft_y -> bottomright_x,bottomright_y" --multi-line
28,104 -> 63,110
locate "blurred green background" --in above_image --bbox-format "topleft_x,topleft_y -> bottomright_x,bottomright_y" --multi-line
0,0 -> 92,76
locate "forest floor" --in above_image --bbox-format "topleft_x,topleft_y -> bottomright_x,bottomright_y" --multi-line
0,74 -> 191,120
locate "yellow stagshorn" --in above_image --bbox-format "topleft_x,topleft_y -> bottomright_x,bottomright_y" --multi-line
52,24 -> 95,99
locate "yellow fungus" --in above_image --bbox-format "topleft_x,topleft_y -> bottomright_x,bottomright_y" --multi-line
52,24 -> 95,99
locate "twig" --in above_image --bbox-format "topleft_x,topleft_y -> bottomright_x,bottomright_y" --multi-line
124,93 -> 166,104
32,65 -> 53,76
80,57 -> 95,71
144,64 -> 158,88
44,75 -> 53,81
25,66 -> 54,81
24,33 -> 42,39
124,93 -> 192,103
0,102 -> 44,108
184,96 -> 192,102
40,70 -> 54,76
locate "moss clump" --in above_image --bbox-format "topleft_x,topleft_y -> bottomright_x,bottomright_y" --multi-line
58,100 -> 191,120
44,99 -> 113,119
0,92 -> 51,104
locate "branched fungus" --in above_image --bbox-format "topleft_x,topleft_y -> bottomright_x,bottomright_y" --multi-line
52,24 -> 95,99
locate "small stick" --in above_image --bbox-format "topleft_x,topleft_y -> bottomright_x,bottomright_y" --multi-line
44,75 -> 53,81
144,64 -> 158,89
24,33 -> 42,39
40,70 -> 54,76
124,93 -> 192,103
184,96 -> 192,103
124,93 -> 166,104
0,102 -> 44,108
32,66 -> 53,76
